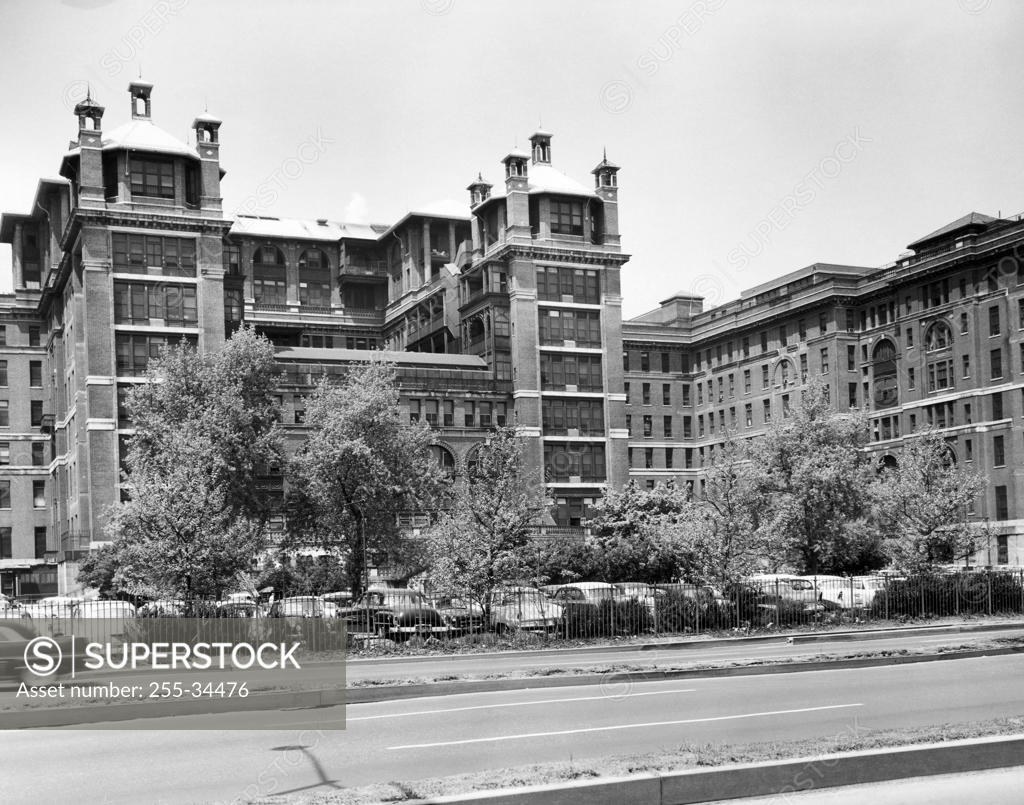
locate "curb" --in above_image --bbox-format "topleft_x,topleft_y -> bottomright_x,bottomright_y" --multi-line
345,645 -> 1024,705
0,687 -> 345,730
403,734 -> 1024,804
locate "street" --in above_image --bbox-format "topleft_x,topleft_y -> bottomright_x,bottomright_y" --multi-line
1,653 -> 1022,803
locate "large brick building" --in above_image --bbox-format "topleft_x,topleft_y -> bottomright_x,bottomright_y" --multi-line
1,82 -> 1021,595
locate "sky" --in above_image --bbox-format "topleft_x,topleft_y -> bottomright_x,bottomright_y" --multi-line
1,0 -> 1023,318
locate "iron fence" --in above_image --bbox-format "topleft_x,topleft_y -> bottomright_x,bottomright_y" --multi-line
5,570 -> 1023,649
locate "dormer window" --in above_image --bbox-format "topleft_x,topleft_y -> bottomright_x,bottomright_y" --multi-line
129,157 -> 174,199
551,199 -> 583,236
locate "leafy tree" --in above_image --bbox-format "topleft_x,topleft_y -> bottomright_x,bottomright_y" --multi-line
257,553 -> 349,596
285,359 -> 441,595
871,429 -> 987,573
102,328 -> 283,598
666,435 -> 775,585
527,535 -> 600,586
748,380 -> 881,574
425,427 -> 550,618
75,545 -> 120,599
585,481 -> 690,582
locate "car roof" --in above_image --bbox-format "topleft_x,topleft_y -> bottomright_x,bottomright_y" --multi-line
560,582 -> 615,590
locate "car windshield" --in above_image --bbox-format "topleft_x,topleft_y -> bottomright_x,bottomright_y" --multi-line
495,590 -> 546,606
788,580 -> 815,590
365,591 -> 425,606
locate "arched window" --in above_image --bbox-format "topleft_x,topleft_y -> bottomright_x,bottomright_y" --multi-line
924,320 -> 953,352
872,339 -> 898,408
773,358 -> 795,388
298,249 -> 330,308
466,445 -> 481,475
430,445 -> 456,477
467,317 -> 485,346
878,454 -> 899,474
252,245 -> 286,306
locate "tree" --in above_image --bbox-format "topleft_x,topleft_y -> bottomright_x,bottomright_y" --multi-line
257,553 -> 349,596
871,429 -> 987,573
285,359 -> 441,595
75,545 -> 120,599
100,327 -> 283,598
425,427 -> 550,619
585,481 -> 690,583
667,435 -> 775,585
748,380 -> 882,574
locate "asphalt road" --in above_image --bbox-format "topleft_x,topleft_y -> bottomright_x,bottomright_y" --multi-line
2,654 -> 1023,804
3,623 -> 1021,703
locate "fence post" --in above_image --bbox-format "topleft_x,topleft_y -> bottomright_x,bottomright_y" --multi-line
884,577 -> 889,621
987,570 -> 993,616
955,573 -> 960,617
695,589 -> 701,635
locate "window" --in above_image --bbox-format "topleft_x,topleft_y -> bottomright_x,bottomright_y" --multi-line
819,312 -> 828,333
34,527 -> 47,559
32,442 -> 46,466
743,370 -> 751,394
0,361 -> 6,387
640,352 -> 650,372
995,486 -> 1009,521
643,415 -> 653,437
728,374 -> 735,397
115,334 -> 196,376
800,354 -> 808,382
129,157 -> 174,198
994,435 -> 1006,467
820,347 -> 829,374
644,448 -> 654,469
960,312 -> 969,334
847,345 -> 856,370
0,400 -> 8,427
965,403 -> 972,424
114,281 -> 198,325
908,367 -> 915,389
779,324 -> 787,347
926,360 -> 954,392
662,384 -> 671,405
112,233 -> 197,276
0,526 -> 9,558
965,438 -> 973,461
0,326 -> 5,345
782,394 -> 791,418
798,319 -> 806,340
1019,299 -> 1024,330
642,383 -> 651,405
298,249 -> 331,308
665,448 -> 674,469
742,337 -> 750,357
998,535 -> 1009,564
683,416 -> 692,438
661,352 -> 670,373
697,415 -> 704,437
28,326 -> 40,347
33,480 -> 45,508
848,382 -> 857,408
624,382 -> 630,405
989,305 -> 1001,336
763,399 -> 771,423
623,352 -> 629,371
682,385 -> 690,406
761,365 -> 769,389
963,355 -> 971,378
906,328 -> 914,347
0,442 -> 7,465
539,353 -> 603,391
745,403 -> 753,427
924,321 -> 953,351
991,348 -> 1003,380
30,400 -> 42,428
538,309 -> 602,347
992,392 -> 1004,420
760,331 -> 768,353
550,199 -> 584,236
663,416 -> 673,438
29,361 -> 42,387
0,481 -> 9,509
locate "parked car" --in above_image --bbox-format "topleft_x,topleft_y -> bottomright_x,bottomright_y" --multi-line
427,595 -> 484,634
19,596 -> 82,620
137,600 -> 186,617
321,591 -> 352,617
268,597 -> 324,618
745,574 -> 835,612
613,582 -> 658,613
341,587 -> 450,640
546,582 -> 617,607
488,586 -> 563,633
803,576 -> 873,610
0,596 -> 23,619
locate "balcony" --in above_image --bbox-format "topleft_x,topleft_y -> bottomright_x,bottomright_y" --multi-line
526,525 -> 590,540
341,258 -> 388,278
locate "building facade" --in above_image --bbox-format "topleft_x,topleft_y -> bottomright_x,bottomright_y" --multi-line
1,82 -> 1021,595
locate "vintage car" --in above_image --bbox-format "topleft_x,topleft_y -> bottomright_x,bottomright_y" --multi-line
427,595 -> 485,634
488,586 -> 563,633
341,587 -> 450,640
